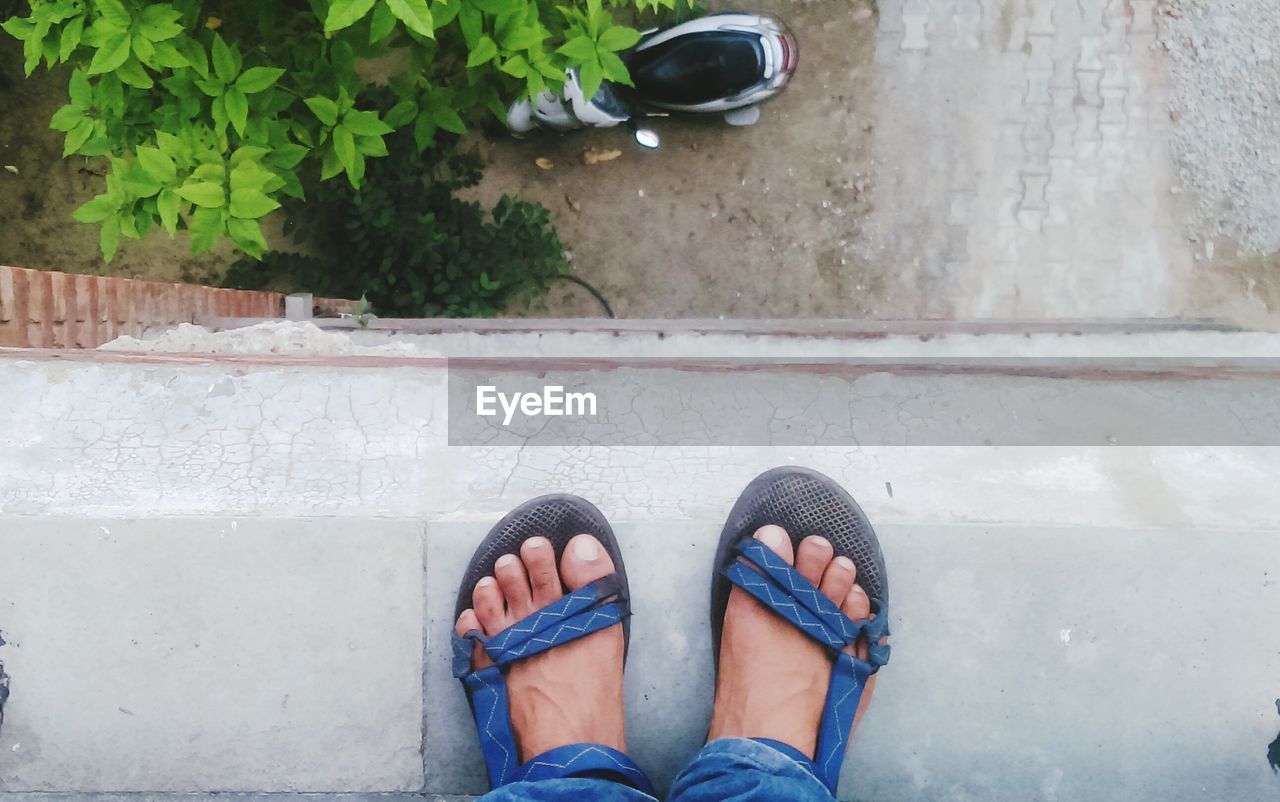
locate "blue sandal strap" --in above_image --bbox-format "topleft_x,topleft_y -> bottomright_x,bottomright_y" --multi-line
452,575 -> 627,677
813,651 -> 873,789
725,540 -> 890,793
517,743 -> 655,794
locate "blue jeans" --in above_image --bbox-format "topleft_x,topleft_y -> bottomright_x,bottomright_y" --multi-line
477,738 -> 836,802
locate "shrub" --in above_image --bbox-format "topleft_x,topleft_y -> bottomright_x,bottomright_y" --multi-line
2,0 -> 684,262
222,118 -> 567,318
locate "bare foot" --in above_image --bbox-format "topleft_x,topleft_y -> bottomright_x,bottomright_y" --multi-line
708,524 -> 878,758
455,534 -> 627,761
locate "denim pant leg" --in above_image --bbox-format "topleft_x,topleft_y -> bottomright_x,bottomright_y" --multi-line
668,738 -> 836,802
478,778 -> 658,802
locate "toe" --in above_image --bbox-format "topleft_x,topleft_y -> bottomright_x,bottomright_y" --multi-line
795,535 -> 834,585
472,576 -> 510,636
496,553 -> 535,619
819,555 -> 856,605
521,536 -> 563,605
753,524 -> 795,564
560,533 -> 617,591
455,608 -> 493,669
843,583 -> 873,659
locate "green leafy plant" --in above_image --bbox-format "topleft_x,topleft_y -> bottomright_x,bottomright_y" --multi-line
222,114 -> 568,318
3,0 -> 687,262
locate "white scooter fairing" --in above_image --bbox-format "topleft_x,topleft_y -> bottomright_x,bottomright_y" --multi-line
507,69 -> 629,134
505,69 -> 660,147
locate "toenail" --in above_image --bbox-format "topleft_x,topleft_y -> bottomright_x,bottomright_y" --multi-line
477,577 -> 495,588
757,526 -> 784,548
496,554 -> 517,569
573,537 -> 601,561
526,538 -> 548,550
835,556 -> 855,571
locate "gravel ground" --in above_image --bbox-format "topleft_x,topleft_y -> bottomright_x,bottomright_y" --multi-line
1164,0 -> 1280,254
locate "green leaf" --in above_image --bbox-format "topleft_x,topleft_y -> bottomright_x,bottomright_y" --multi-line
59,15 -> 84,62
136,146 -> 177,184
224,88 -> 249,136
21,24 -> 41,75
227,217 -> 268,258
177,37 -> 208,77
131,30 -> 155,63
578,57 -> 604,102
470,0 -> 511,14
99,215 -> 121,262
138,5 -> 183,42
500,55 -> 529,78
68,69 -> 91,107
230,146 -> 272,169
305,96 -> 339,126
267,143 -> 309,169
50,104 -> 84,132
229,188 -> 281,219
458,5 -> 482,48
155,131 -> 182,157
236,66 -> 284,94
176,181 -> 226,208
87,31 -> 131,75
79,136 -> 112,157
369,2 -> 396,42
210,93 -> 228,135
384,99 -> 418,128
496,10 -> 543,50
320,147 -> 343,180
188,207 -> 224,254
1,17 -> 35,41
355,134 -> 388,157
557,35 -> 595,62
467,35 -> 498,67
121,162 -> 163,198
333,125 -> 356,171
157,187 -> 180,235
342,109 -> 393,136
347,150 -> 365,188
386,0 -> 434,38
211,33 -> 239,84
115,56 -> 153,89
599,49 -> 631,85
96,0 -> 132,29
229,160 -> 276,193
195,76 -> 223,96
596,25 -> 641,52
63,118 -> 94,156
325,0 -> 377,32
73,195 -> 117,223
150,41 -> 187,68
413,109 -> 436,151
433,105 -> 466,135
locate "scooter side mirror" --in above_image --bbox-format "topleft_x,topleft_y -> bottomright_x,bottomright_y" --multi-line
634,128 -> 661,149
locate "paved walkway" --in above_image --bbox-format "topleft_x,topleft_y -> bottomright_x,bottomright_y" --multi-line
867,0 -> 1192,318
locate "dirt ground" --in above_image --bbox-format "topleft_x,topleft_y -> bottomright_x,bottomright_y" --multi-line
472,0 -> 884,318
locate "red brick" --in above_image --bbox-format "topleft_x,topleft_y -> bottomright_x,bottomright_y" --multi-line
77,274 -> 98,348
26,270 -> 54,348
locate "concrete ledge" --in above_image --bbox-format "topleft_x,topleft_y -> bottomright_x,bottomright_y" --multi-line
0,518 -> 425,792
